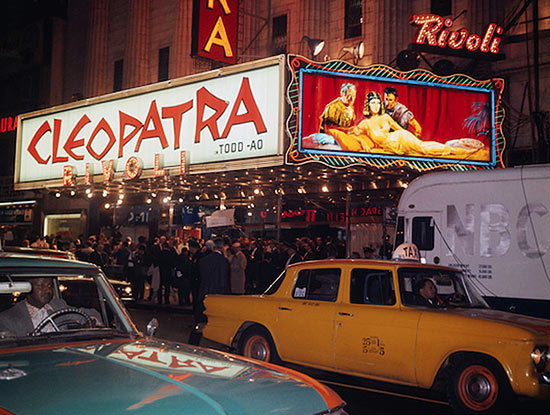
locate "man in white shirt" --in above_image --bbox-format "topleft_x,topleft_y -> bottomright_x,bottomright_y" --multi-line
0,278 -> 101,337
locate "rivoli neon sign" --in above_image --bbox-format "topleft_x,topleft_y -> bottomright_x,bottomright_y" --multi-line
410,14 -> 503,54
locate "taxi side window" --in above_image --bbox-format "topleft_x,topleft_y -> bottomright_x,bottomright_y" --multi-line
350,269 -> 395,305
293,268 -> 341,302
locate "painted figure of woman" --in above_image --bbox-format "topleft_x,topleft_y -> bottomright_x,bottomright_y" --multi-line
353,92 -> 482,158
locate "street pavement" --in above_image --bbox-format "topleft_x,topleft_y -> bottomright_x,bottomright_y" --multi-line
126,301 -> 548,415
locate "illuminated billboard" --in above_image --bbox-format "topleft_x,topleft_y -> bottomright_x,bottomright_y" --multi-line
15,56 -> 285,190
286,55 -> 505,171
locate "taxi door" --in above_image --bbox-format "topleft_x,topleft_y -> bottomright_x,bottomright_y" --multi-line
276,267 -> 341,369
334,266 -> 419,385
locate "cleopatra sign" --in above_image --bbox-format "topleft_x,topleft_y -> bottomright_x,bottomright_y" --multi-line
15,57 -> 284,189
410,14 -> 503,54
191,0 -> 239,64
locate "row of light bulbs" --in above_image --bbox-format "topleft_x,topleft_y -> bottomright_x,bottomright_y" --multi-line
53,180 -> 408,204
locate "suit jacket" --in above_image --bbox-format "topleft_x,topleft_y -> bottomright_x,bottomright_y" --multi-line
198,251 -> 230,300
415,295 -> 438,308
0,298 -> 99,337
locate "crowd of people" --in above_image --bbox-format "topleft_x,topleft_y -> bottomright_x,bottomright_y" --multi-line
16,232 -> 392,311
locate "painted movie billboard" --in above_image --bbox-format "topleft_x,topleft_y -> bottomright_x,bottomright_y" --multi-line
287,56 -> 505,171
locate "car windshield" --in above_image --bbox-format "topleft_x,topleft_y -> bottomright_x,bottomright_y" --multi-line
398,267 -> 489,309
0,270 -> 138,345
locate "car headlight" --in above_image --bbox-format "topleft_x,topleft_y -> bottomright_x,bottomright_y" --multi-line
531,345 -> 550,372
124,286 -> 132,295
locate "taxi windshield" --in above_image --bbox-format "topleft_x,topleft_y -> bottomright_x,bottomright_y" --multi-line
398,267 -> 489,309
0,271 -> 137,343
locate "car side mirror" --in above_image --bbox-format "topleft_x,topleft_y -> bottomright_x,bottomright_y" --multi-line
146,318 -> 158,337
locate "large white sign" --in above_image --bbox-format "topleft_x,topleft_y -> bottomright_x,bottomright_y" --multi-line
16,57 -> 284,188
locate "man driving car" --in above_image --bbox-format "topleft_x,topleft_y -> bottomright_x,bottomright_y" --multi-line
0,277 -> 102,336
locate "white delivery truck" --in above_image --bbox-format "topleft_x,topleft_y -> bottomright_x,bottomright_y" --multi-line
395,164 -> 550,318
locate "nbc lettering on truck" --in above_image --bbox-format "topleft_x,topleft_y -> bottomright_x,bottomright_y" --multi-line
395,165 -> 550,318
15,57 -> 284,189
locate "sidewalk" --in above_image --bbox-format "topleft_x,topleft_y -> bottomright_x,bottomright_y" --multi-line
126,286 -> 194,314
127,298 -> 194,314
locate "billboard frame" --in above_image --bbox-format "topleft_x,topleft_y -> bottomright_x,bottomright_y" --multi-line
285,54 -> 505,172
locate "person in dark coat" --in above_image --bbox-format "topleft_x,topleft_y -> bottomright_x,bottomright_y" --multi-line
157,236 -> 175,305
188,239 -> 203,313
198,238 -> 230,302
174,247 -> 192,305
189,238 -> 229,345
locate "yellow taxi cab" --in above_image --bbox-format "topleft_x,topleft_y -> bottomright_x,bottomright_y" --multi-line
203,243 -> 550,414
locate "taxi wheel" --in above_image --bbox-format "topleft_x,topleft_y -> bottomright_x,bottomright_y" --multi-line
239,327 -> 280,364
448,357 -> 511,414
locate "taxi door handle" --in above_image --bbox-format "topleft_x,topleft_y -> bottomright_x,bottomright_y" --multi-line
279,306 -> 292,311
338,312 -> 354,317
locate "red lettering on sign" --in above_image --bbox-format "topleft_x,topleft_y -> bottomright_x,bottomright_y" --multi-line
84,162 -> 91,185
134,100 -> 168,153
28,121 -> 51,164
410,14 -> 502,54
116,347 -> 147,360
1,116 -> 18,133
221,77 -> 267,138
125,156 -> 141,180
138,351 -> 165,364
63,166 -> 75,186
64,114 -> 90,160
162,101 -> 193,149
195,87 -> 229,143
101,159 -> 114,182
87,118 -> 116,160
168,357 -> 197,369
119,111 -> 143,158
52,119 -> 68,163
195,361 -> 230,374
154,153 -> 165,177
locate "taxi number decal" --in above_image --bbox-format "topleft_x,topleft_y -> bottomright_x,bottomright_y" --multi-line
362,336 -> 385,356
294,287 -> 306,297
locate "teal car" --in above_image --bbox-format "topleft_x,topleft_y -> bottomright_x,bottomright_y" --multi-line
0,253 -> 347,414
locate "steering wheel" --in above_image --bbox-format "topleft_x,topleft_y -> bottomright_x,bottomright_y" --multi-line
31,307 -> 93,336
444,293 -> 466,306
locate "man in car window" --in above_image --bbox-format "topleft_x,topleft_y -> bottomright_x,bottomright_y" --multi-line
0,278 -> 101,336
415,278 -> 440,308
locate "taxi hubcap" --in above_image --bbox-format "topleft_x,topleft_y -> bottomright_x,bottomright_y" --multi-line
458,365 -> 498,410
245,335 -> 270,361
467,374 -> 492,401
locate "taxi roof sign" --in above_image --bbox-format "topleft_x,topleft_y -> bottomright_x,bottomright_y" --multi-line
392,243 -> 421,262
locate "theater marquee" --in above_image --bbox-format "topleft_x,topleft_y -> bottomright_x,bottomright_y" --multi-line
286,55 -> 505,171
15,56 -> 285,190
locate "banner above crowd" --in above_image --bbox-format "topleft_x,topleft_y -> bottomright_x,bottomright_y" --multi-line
286,55 -> 505,171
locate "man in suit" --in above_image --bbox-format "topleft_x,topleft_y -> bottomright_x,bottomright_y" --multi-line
415,278 -> 440,308
0,277 -> 101,336
198,238 -> 230,302
189,238 -> 230,345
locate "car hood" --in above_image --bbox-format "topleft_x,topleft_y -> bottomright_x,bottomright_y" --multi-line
0,339 -> 340,414
442,308 -> 550,337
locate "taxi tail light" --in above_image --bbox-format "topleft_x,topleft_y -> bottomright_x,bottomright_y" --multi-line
531,345 -> 550,372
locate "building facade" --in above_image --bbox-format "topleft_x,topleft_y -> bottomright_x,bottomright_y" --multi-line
1,0 -> 549,250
